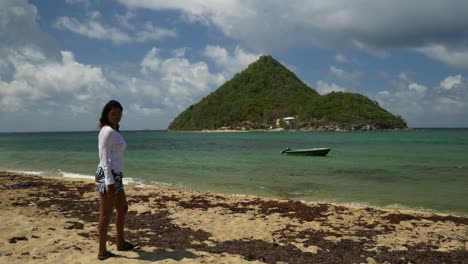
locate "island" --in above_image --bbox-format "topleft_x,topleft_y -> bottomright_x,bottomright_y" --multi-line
168,56 -> 407,132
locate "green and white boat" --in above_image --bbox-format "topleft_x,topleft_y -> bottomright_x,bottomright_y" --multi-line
280,147 -> 331,156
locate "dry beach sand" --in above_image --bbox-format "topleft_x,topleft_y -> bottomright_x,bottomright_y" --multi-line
1,171 -> 467,264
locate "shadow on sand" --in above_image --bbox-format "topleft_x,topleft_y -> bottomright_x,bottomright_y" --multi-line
116,248 -> 198,262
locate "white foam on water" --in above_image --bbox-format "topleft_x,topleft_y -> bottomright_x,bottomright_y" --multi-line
6,170 -> 43,175
59,170 -> 147,187
122,177 -> 150,188
300,199 -> 466,216
60,171 -> 94,180
149,181 -> 175,188
383,203 -> 438,214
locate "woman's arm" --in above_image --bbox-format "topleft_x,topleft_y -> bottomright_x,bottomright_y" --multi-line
99,128 -> 115,186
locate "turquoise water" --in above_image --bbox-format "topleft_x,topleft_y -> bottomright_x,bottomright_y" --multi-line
0,129 -> 466,216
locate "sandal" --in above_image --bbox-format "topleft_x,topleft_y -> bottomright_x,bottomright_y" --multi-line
117,241 -> 137,251
97,251 -> 116,261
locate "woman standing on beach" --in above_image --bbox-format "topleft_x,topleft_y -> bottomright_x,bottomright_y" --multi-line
95,100 -> 135,260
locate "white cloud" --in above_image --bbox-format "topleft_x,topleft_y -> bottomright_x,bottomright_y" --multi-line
129,103 -> 163,116
329,66 -> 361,84
0,0 -> 58,57
140,47 -> 162,74
135,22 -> 177,42
0,48 -> 110,109
0,1 -> 119,130
436,75 -> 467,113
173,48 -> 186,57
115,10 -> 136,30
116,0 -> 251,23
55,14 -> 176,44
161,57 -> 223,99
376,73 -> 468,127
434,96 -> 466,114
4,0 -> 468,130
128,45 -> 261,121
0,46 -> 117,131
0,43 -> 235,131
335,53 -> 349,63
1,0 -> 250,131
378,90 -> 390,96
55,16 -> 131,44
440,75 -> 465,91
352,40 -> 389,58
203,45 -> 260,78
399,72 -> 411,83
117,0 -> 468,68
65,0 -> 90,5
408,83 -> 427,94
415,44 -> 468,71
315,80 -> 346,95
1,0 -> 235,131
376,91 -> 427,125
135,46 -> 227,115
384,71 -> 420,91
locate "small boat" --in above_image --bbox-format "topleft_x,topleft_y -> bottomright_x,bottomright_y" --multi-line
280,147 -> 331,156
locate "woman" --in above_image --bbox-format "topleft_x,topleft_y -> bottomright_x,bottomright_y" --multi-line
95,100 -> 135,260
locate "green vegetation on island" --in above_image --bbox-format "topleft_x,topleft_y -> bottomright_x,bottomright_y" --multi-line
168,56 -> 407,131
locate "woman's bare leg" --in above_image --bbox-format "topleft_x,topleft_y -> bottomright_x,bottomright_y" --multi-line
115,190 -> 128,248
98,185 -> 115,256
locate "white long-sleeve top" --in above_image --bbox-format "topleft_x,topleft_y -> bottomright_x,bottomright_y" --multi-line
98,126 -> 127,186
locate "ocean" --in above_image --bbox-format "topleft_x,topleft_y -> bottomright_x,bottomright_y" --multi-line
0,129 -> 466,216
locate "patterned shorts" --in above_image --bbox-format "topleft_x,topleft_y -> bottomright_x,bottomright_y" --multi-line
95,167 -> 124,196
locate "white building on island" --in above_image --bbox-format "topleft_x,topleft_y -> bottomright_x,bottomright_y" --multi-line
275,117 -> 295,127
283,117 -> 295,125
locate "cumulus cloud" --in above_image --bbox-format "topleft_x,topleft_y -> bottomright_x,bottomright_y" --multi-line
105,45 -> 257,126
376,73 -> 468,127
0,0 -> 109,125
315,80 -> 346,95
1,44 -> 240,131
202,45 -> 260,77
172,48 -> 186,57
0,47 -> 111,112
117,0 -> 468,69
329,66 -> 361,84
139,47 -> 225,108
440,75 -> 465,91
0,0 -> 58,58
0,45 -> 118,131
378,90 -> 390,96
4,0 -> 468,130
415,44 -> 468,71
0,0 -> 236,131
140,47 -> 162,74
408,83 -> 427,94
436,75 -> 467,113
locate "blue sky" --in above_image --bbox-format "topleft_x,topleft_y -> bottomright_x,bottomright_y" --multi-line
1,0 -> 468,132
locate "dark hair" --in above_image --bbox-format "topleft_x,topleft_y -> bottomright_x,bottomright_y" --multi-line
99,100 -> 123,131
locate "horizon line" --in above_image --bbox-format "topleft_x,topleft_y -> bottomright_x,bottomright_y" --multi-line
1,127 -> 468,134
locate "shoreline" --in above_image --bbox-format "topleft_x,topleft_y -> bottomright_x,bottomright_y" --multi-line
1,171 -> 467,263
3,169 -> 466,218
167,127 -> 415,133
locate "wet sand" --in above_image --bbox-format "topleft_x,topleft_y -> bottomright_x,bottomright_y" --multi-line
0,171 -> 467,263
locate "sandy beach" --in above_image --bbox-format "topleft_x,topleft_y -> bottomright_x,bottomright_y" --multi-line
0,171 -> 467,264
